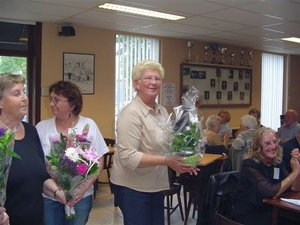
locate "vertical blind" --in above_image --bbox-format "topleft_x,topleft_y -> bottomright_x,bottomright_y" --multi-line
261,53 -> 284,130
115,34 -> 160,121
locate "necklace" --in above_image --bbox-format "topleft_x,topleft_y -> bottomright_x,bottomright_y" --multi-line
263,161 -> 272,166
0,119 -> 20,133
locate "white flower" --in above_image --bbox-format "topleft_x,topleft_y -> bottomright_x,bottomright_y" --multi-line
65,147 -> 80,162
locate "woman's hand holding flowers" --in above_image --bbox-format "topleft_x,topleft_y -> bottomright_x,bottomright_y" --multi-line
0,207 -> 9,225
54,189 -> 67,205
165,155 -> 199,175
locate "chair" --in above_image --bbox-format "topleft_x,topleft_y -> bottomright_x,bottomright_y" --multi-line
197,171 -> 240,225
93,138 -> 115,199
183,145 -> 229,225
228,146 -> 248,171
164,167 -> 184,225
215,213 -> 243,225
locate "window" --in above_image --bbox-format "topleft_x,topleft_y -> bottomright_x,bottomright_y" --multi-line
261,53 -> 284,130
115,34 -> 160,121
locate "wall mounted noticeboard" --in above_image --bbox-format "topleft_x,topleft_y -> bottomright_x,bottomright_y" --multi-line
180,62 -> 252,107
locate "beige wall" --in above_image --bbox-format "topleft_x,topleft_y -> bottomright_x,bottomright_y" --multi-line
40,22 -> 299,138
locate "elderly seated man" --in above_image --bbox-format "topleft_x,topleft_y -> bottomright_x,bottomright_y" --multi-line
277,109 -> 300,143
281,131 -> 300,173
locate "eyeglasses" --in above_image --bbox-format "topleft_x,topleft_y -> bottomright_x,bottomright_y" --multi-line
49,97 -> 68,105
141,76 -> 162,83
262,139 -> 279,147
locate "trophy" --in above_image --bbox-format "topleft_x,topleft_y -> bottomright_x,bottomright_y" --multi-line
203,46 -> 209,63
240,51 -> 244,66
230,52 -> 236,65
211,43 -> 218,64
218,47 -> 227,64
186,41 -> 194,62
248,51 -> 254,67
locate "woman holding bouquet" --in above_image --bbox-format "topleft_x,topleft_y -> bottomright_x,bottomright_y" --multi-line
0,73 -> 66,225
110,60 -> 199,225
36,81 -> 108,225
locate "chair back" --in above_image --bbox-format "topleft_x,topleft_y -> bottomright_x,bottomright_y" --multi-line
197,171 -> 240,225
104,138 -> 115,147
215,213 -> 243,225
229,146 -> 248,171
103,138 -> 115,170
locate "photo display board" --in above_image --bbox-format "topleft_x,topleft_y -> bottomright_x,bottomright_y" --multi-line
180,63 -> 252,107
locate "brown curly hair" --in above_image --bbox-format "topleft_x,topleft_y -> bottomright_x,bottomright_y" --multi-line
49,81 -> 83,116
245,127 -> 282,166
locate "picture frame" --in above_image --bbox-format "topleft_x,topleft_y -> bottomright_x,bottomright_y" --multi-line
63,52 -> 95,94
180,62 -> 252,107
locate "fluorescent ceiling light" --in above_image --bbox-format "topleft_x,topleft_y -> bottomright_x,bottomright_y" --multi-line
281,37 -> 300,44
98,3 -> 185,21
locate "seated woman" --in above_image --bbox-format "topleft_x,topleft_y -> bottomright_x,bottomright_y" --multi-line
232,127 -> 300,225
232,115 -> 257,151
218,109 -> 233,138
203,115 -> 230,149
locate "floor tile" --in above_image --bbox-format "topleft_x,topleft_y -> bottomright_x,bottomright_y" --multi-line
87,184 -> 197,225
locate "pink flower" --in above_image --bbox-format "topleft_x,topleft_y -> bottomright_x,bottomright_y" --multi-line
77,163 -> 88,175
82,124 -> 90,137
83,148 -> 99,162
76,134 -> 88,143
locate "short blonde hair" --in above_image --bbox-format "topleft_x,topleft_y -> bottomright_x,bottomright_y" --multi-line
132,60 -> 165,91
205,115 -> 221,130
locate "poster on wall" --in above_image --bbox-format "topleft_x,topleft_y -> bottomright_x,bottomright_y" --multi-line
163,83 -> 175,107
63,52 -> 95,94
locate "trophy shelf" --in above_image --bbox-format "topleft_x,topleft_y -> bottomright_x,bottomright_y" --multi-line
180,62 -> 252,108
182,61 -> 253,70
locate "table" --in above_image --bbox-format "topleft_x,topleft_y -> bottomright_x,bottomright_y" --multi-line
263,191 -> 300,225
199,153 -> 223,166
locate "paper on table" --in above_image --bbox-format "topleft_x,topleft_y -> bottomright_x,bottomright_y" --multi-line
280,198 -> 300,206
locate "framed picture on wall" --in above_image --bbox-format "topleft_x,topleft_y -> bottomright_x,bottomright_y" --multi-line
180,63 -> 252,107
63,52 -> 95,94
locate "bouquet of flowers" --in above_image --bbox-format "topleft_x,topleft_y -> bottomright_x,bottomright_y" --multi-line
46,124 -> 100,219
0,128 -> 21,206
161,87 -> 206,167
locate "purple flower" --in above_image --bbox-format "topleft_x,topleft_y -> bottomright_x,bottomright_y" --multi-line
0,128 -> 6,137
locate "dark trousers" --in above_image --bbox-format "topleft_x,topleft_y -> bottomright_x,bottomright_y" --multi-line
113,184 -> 164,225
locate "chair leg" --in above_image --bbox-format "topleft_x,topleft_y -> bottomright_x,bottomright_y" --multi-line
166,196 -> 171,225
183,188 -> 188,217
177,192 -> 184,221
184,192 -> 194,225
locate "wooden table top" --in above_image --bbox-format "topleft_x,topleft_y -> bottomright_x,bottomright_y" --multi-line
199,153 -> 223,166
263,191 -> 300,213
109,147 -> 222,167
108,146 -> 115,153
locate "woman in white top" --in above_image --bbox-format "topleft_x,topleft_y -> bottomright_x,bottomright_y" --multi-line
36,81 -> 108,225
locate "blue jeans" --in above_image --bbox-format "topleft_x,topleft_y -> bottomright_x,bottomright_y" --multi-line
113,184 -> 164,225
44,195 -> 92,225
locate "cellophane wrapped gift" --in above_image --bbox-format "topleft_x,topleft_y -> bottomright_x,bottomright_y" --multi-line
161,87 -> 206,167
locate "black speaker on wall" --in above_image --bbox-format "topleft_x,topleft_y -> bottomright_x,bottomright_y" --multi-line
59,26 -> 76,37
